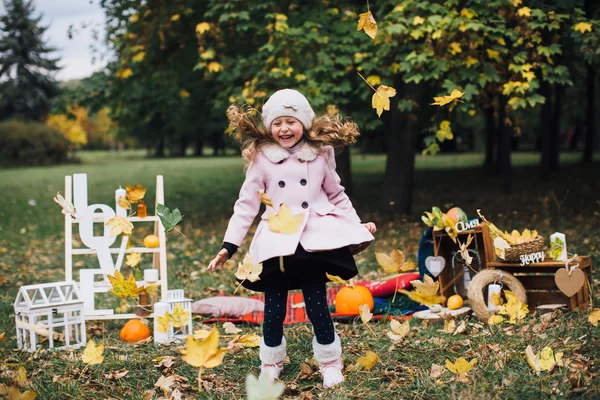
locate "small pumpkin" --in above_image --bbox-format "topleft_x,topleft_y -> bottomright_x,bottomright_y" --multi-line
120,319 -> 151,342
335,285 -> 374,315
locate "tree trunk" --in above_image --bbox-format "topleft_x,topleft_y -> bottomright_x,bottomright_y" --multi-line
583,64 -> 596,163
212,134 -> 221,156
382,82 -> 421,214
484,104 -> 496,175
194,139 -> 204,156
497,95 -> 511,193
540,81 -> 553,181
335,146 -> 353,196
155,135 -> 165,157
550,86 -> 562,170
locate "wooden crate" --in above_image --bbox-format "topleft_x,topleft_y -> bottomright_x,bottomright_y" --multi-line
487,256 -> 592,311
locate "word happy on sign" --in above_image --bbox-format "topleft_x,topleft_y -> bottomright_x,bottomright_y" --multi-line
520,251 -> 545,266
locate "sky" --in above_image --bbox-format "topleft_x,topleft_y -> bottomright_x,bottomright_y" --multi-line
0,0 -> 109,81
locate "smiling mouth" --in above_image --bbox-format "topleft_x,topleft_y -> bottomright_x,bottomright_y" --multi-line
279,135 -> 294,140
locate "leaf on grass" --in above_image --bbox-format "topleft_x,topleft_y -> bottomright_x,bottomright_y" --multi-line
8,387 -> 36,400
181,327 -> 228,369
154,375 -> 176,396
267,204 -> 304,234
387,319 -> 410,342
53,192 -> 77,219
228,333 -> 261,349
443,319 -> 456,334
15,367 -> 28,386
354,350 -> 380,371
0,332 -> 5,341
488,315 -> 505,326
430,364 -> 444,379
246,373 -> 285,400
375,250 -> 416,273
445,357 -> 477,375
235,253 -> 263,283
589,309 -> 600,326
193,328 -> 212,341
359,304 -> 373,324
430,89 -> 465,106
126,184 -> 146,204
372,85 -> 397,117
223,322 -> 242,334
108,270 -> 145,299
106,216 -> 134,236
497,290 -> 529,324
125,251 -> 141,268
257,190 -> 273,208
357,11 -> 378,39
170,304 -> 190,329
526,345 -> 563,374
157,204 -> 183,233
81,339 -> 104,365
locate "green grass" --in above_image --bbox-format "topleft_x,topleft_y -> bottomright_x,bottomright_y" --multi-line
0,150 -> 599,399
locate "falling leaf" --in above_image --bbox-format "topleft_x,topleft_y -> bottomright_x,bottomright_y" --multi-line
53,192 -> 77,219
246,373 -> 285,400
372,85 -> 397,117
445,357 -> 477,375
375,250 -> 416,273
574,22 -> 592,34
387,319 -> 410,342
488,315 -> 505,325
235,253 -> 263,283
359,304 -> 373,324
117,196 -> 131,210
267,204 -> 304,234
497,290 -> 529,324
430,89 -> 465,106
125,251 -> 141,268
588,309 -> 600,326
181,326 -> 228,369
196,22 -> 210,35
257,190 -> 273,207
517,7 -> 531,17
354,350 -> 380,371
106,216 -> 134,236
357,11 -> 378,39
156,311 -> 170,333
81,339 -> 104,365
107,270 -> 145,298
126,184 -> 146,203
223,322 -> 242,334
526,345 -> 563,374
170,304 -> 190,329
157,204 -> 183,233
436,120 -> 454,142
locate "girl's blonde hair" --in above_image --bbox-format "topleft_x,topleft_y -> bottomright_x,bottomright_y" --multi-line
226,104 -> 360,164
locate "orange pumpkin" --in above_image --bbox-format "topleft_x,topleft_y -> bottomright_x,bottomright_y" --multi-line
120,319 -> 151,342
335,285 -> 374,315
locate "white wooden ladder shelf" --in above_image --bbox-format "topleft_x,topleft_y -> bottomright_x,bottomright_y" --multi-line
64,173 -> 169,320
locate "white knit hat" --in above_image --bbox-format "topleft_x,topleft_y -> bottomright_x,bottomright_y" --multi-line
261,89 -> 315,131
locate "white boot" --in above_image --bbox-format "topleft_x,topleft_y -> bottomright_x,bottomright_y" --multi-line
259,337 -> 286,381
312,333 -> 344,389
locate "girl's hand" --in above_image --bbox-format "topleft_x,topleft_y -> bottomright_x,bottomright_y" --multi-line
363,222 -> 377,234
207,249 -> 229,272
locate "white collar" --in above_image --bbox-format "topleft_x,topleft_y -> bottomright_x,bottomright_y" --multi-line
261,141 -> 319,163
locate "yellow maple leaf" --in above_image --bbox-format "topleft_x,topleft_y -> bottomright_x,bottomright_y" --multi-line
357,11 -> 378,39
436,120 -> 454,142
497,290 -> 529,324
193,328 -> 211,341
574,22 -> 592,34
156,311 -> 170,333
460,9 -> 476,19
375,250 -> 416,273
589,309 -> 600,326
410,275 -> 439,296
463,56 -> 479,67
525,345 -> 563,374
235,253 -> 263,283
398,290 -> 446,306
170,304 -> 190,329
267,204 -> 304,234
372,85 -> 397,117
117,68 -> 133,79
445,357 -> 477,375
488,315 -> 505,325
107,270 -> 145,298
487,49 -> 501,62
430,89 -> 465,106
196,22 -> 210,35
522,71 -> 536,82
129,14 -> 138,23
207,61 -> 223,73
117,196 -> 131,210
106,216 -> 134,236
354,350 -> 380,371
456,234 -> 474,266
449,42 -> 462,55
387,319 -> 410,342
171,14 -> 180,21
517,7 -> 531,17
326,272 -> 349,286
413,16 -> 425,25
443,319 -> 456,334
228,333 -> 261,349
179,90 -> 190,98
81,339 -> 104,365
15,367 -> 28,385
181,327 -> 229,369
7,387 -> 36,400
257,190 -> 273,208
125,184 -> 146,204
132,52 -> 145,63
246,373 -> 285,400
125,251 -> 141,268
512,0 -> 522,6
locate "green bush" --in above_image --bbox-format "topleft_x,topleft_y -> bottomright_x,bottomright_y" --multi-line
0,120 -> 73,167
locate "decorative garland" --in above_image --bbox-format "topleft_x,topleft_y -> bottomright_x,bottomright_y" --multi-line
467,269 -> 527,321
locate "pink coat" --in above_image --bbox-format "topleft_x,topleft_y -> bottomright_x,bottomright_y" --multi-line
223,142 -> 374,264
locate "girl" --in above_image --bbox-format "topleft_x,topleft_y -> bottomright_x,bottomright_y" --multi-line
208,89 -> 376,389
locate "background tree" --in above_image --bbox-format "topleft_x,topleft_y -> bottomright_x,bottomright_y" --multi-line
0,0 -> 61,121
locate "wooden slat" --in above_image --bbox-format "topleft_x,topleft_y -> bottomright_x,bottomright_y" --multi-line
526,291 -> 569,307
514,275 -> 557,290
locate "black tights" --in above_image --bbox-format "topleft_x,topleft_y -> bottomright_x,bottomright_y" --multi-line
262,277 -> 335,347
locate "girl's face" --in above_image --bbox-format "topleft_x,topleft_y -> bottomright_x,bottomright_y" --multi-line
270,116 -> 303,148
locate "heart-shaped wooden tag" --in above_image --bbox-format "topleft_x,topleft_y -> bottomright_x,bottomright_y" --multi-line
554,268 -> 585,298
425,256 -> 446,277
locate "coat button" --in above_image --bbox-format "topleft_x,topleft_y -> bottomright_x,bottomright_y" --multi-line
302,202 -> 308,209
300,179 -> 307,186
278,181 -> 285,188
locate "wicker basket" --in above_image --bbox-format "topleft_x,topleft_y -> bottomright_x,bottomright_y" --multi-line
503,236 -> 544,263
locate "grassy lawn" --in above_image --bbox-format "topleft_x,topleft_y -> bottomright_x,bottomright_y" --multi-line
0,150 -> 599,399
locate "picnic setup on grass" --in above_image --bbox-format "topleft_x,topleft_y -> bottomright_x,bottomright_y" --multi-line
13,173 -> 594,356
